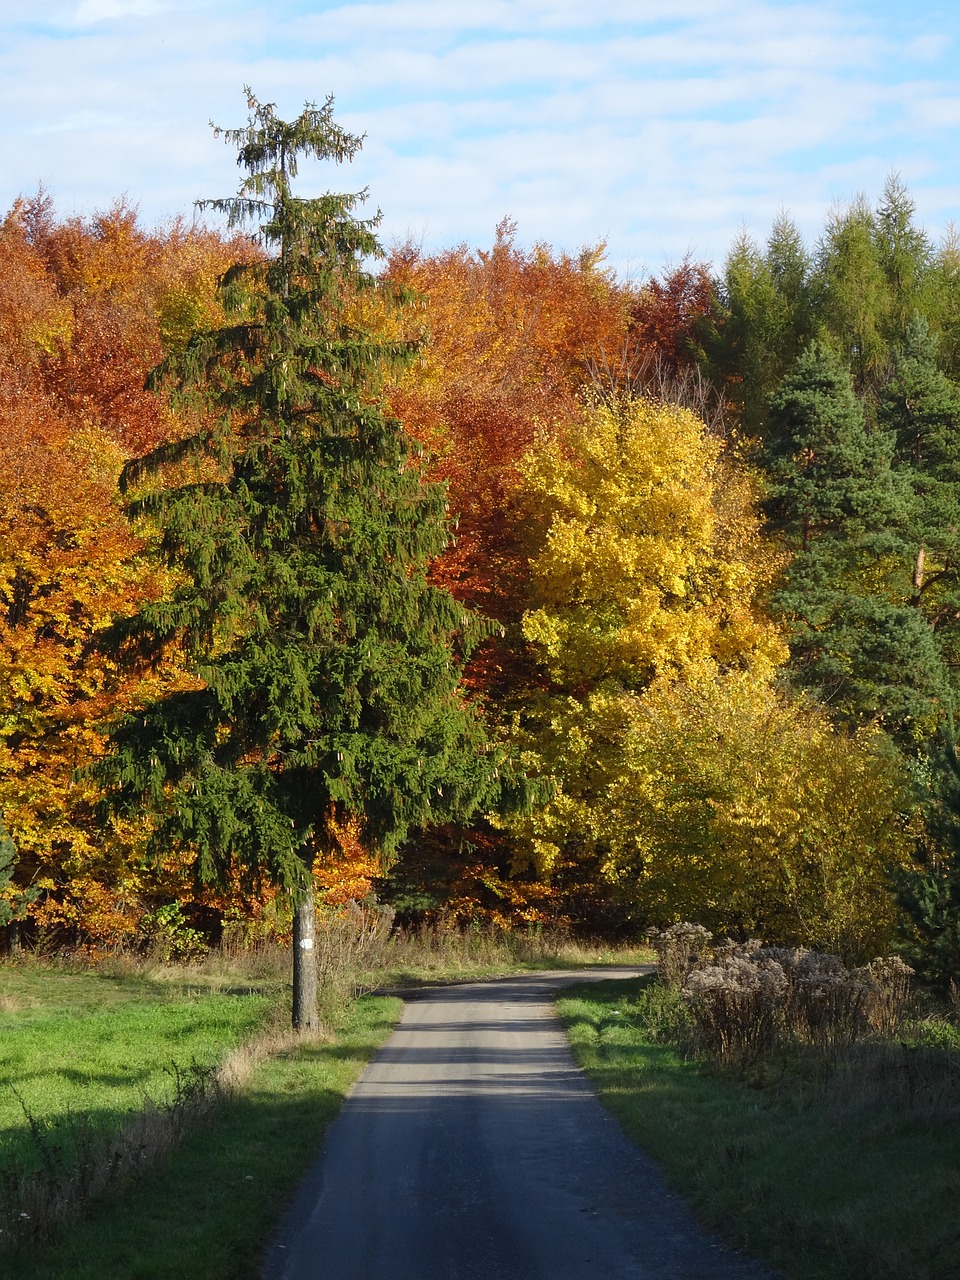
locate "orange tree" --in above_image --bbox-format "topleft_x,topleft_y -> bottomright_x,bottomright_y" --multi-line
0,195 -> 254,949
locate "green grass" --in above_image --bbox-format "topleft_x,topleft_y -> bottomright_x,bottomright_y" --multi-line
10,993 -> 402,1279
0,963 -> 274,1178
557,976 -> 960,1280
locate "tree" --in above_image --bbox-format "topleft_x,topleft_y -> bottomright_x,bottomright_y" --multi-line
507,396 -> 785,891
384,222 -> 631,640
895,737 -> 960,987
520,397 -> 784,691
0,190 -> 260,951
762,340 -> 948,741
0,816 -> 37,951
701,217 -> 814,438
881,314 -> 960,653
94,92 -> 514,1029
606,669 -> 914,960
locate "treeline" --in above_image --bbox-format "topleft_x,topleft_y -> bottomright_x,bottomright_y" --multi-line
3,171 -> 960,970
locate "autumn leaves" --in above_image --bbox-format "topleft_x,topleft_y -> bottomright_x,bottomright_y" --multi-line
1,121 -> 958,965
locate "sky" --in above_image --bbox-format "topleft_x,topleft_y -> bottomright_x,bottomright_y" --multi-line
1,0 -> 959,278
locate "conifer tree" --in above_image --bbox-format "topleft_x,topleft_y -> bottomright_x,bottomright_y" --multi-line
0,816 -> 36,951
882,315 -> 960,627
94,92 -> 514,1028
700,215 -> 814,438
895,737 -> 960,987
763,340 -> 948,740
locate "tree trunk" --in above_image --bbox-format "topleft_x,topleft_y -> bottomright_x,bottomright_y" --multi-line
292,877 -> 319,1033
913,546 -> 926,599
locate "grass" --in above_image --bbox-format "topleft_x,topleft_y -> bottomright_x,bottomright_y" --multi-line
9,993 -> 402,1279
557,975 -> 960,1280
0,985 -> 272,1174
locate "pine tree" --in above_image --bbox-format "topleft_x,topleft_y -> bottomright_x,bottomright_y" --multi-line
763,340 -> 948,741
94,92 -> 515,1028
882,314 -> 960,621
895,738 -> 960,988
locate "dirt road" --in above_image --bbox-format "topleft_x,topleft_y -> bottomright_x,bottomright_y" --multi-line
263,969 -> 774,1280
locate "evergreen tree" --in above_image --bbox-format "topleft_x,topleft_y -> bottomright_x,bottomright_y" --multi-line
0,816 -> 36,950
94,93 -> 516,1028
882,314 -> 960,628
875,176 -> 934,339
761,339 -> 901,548
700,216 -> 814,438
895,738 -> 960,988
763,340 -> 948,741
815,196 -> 890,398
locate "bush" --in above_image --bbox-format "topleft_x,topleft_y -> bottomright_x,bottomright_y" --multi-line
647,923 -> 917,1072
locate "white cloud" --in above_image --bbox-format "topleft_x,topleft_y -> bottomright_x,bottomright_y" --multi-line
71,0 -> 171,23
0,0 -> 957,273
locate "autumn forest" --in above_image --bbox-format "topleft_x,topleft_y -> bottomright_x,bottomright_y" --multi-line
4,95 -> 960,988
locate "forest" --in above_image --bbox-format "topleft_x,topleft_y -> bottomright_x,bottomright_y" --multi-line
2,93 -> 960,990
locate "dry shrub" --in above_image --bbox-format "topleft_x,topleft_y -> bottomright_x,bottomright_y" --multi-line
653,923 -> 919,1072
645,922 -> 713,985
314,902 -> 395,1012
385,915 -> 571,974
682,955 -> 788,1068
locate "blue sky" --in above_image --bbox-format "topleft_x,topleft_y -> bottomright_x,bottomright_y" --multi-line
2,0 -> 959,276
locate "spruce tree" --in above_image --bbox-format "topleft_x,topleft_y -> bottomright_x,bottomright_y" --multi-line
94,92 -> 515,1029
882,314 -> 960,629
763,340 -> 948,741
895,737 -> 960,987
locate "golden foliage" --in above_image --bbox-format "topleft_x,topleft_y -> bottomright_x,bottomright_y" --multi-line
520,397 -> 786,686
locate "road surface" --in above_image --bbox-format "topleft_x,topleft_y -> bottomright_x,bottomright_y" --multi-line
263,969 -> 774,1280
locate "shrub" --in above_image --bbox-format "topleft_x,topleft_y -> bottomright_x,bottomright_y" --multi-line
652,923 -> 917,1071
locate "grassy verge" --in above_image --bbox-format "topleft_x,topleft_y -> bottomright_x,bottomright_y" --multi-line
557,975 -> 960,1280
8,992 -> 402,1279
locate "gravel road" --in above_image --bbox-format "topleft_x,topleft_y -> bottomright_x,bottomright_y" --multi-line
263,968 -> 775,1280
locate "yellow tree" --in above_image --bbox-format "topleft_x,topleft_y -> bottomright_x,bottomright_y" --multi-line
508,396 -> 784,920
606,670 -> 914,958
519,398 -> 782,688
512,395 -> 917,951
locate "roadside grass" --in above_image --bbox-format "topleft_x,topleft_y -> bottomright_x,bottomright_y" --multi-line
558,976 -> 960,1280
374,923 -> 652,987
10,993 -> 402,1280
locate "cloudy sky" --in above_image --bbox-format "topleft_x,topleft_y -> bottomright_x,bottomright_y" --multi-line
2,0 -> 958,276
